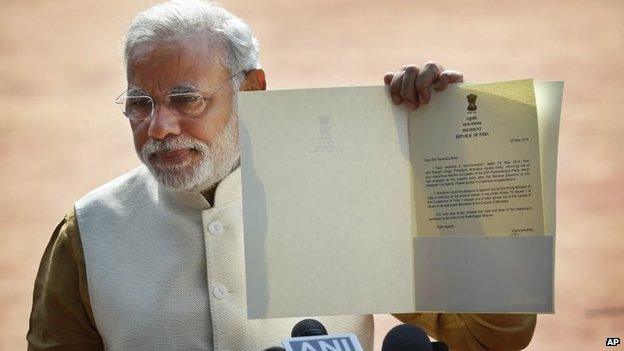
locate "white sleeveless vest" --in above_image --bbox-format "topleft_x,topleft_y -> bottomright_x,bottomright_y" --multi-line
75,165 -> 374,351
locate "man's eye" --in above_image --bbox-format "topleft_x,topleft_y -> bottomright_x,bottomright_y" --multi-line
127,97 -> 151,107
125,97 -> 152,116
170,94 -> 201,104
170,94 -> 206,116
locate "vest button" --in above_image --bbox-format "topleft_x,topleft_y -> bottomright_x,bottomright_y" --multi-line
213,285 -> 229,299
208,220 -> 225,236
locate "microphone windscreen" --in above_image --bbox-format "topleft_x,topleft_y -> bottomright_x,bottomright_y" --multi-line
381,324 -> 433,351
291,319 -> 328,337
262,347 -> 286,351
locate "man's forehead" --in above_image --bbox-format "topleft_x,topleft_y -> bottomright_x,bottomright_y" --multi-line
128,33 -> 225,65
126,36 -> 229,91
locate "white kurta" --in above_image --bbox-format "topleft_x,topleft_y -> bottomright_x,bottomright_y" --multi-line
75,165 -> 374,351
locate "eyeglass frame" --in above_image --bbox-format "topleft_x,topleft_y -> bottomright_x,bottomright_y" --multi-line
114,70 -> 244,120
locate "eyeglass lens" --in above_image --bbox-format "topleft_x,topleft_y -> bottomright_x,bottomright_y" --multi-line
120,93 -> 207,119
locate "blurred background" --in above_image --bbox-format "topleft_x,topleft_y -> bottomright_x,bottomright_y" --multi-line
1,0 -> 622,349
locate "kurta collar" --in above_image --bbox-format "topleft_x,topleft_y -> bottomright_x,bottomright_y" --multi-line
161,166 -> 242,211
214,166 -> 242,206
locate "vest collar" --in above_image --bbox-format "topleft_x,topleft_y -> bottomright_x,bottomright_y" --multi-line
161,166 -> 242,211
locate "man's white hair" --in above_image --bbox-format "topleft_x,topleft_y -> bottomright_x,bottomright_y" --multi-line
124,0 -> 260,86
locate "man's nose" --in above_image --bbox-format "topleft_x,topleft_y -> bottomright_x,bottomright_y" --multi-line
147,102 -> 182,139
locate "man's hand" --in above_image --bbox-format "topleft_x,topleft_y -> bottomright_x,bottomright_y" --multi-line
384,62 -> 463,110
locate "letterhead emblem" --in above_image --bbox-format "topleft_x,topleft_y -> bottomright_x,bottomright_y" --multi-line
467,93 -> 478,111
318,114 -> 330,133
309,114 -> 342,154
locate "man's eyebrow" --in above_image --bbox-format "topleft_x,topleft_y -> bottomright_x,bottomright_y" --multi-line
170,84 -> 200,94
126,88 -> 149,96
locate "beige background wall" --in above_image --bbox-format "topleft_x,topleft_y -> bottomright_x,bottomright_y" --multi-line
1,0 -> 622,349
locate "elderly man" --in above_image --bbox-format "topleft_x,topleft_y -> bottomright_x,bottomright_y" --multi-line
27,1 -> 537,350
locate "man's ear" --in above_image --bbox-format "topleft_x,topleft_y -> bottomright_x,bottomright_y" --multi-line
239,68 -> 266,91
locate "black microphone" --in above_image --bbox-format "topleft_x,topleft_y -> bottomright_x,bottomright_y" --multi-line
291,318 -> 328,337
283,319 -> 363,351
381,324 -> 448,351
262,347 -> 286,351
432,341 -> 448,351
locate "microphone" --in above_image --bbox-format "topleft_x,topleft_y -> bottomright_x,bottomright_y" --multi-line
381,324 -> 448,351
262,347 -> 286,351
291,319 -> 328,337
281,319 -> 363,351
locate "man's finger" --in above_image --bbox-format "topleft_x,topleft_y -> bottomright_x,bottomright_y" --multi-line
433,73 -> 450,91
414,61 -> 443,105
400,65 -> 420,109
389,68 -> 406,105
383,72 -> 394,85
434,70 -> 464,90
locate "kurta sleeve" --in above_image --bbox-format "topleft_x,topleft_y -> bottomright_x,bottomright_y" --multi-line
392,312 -> 536,351
27,208 -> 104,350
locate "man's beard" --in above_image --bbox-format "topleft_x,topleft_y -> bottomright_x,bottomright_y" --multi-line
138,113 -> 240,193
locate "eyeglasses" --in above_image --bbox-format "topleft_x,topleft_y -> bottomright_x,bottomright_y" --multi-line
115,71 -> 242,120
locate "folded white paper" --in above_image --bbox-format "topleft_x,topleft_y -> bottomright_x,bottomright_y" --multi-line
238,80 -> 563,319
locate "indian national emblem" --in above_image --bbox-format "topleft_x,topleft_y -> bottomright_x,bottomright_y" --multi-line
318,114 -> 330,136
467,93 -> 478,111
